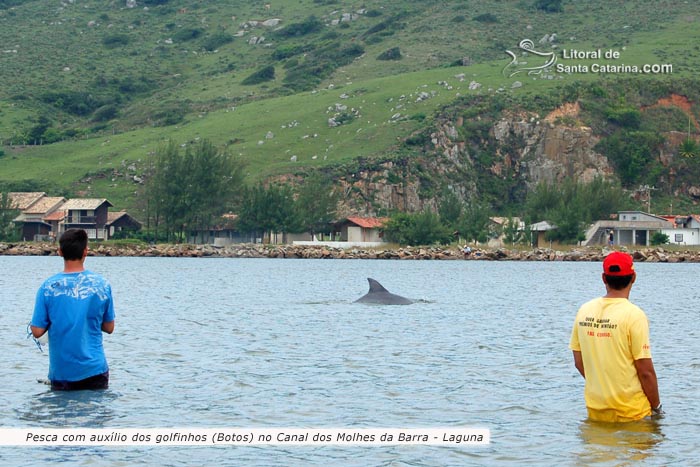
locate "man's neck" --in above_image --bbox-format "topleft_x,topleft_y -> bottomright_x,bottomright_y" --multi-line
63,260 -> 85,273
604,288 -> 631,299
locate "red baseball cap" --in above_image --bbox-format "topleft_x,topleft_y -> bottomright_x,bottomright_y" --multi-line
603,251 -> 635,276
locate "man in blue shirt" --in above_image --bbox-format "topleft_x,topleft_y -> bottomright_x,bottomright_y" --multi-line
31,228 -> 115,390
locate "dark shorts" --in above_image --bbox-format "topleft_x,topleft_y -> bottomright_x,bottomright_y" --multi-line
51,371 -> 109,391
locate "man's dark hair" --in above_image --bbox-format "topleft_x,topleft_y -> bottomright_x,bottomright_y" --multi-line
604,274 -> 634,290
59,229 -> 88,260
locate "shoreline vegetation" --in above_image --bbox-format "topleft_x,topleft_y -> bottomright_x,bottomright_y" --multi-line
2,242 -> 700,263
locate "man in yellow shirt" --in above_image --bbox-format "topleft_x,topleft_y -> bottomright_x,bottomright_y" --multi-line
570,252 -> 662,422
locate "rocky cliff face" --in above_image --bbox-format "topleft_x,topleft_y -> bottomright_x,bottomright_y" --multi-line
334,103 -> 615,216
334,160 -> 425,218
492,116 -> 614,187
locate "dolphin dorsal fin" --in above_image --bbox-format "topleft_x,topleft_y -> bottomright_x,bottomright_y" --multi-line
367,278 -> 389,293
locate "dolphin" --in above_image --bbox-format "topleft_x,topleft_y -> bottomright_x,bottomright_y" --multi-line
354,278 -> 413,305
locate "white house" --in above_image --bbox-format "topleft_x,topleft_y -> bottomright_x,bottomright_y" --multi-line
659,215 -> 700,246
584,211 -> 671,247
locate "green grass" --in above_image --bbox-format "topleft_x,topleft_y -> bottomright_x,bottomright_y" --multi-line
1,1 -> 700,212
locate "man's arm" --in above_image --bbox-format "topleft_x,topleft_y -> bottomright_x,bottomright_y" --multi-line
30,325 -> 47,339
572,350 -> 585,378
102,321 -> 115,334
634,358 -> 660,409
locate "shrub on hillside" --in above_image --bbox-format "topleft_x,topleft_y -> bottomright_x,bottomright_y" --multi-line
272,44 -> 309,60
173,28 -> 203,42
202,32 -> 233,51
534,0 -> 563,13
116,75 -> 156,95
92,105 -> 119,122
596,130 -> 664,186
41,128 -> 63,144
605,107 -> 641,129
102,34 -> 130,48
0,0 -> 27,8
40,91 -> 104,116
242,65 -> 275,85
152,105 -> 186,126
275,16 -> 322,38
282,43 -> 364,91
473,13 -> 498,23
377,47 -> 402,61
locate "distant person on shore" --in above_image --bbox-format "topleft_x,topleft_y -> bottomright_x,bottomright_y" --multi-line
608,231 -> 614,247
30,229 -> 115,390
569,251 -> 662,422
463,245 -> 472,257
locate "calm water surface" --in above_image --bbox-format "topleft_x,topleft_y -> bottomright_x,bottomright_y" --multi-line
1,256 -> 698,466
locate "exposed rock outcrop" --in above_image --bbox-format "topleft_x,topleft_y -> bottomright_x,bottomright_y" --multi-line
331,103 -> 614,216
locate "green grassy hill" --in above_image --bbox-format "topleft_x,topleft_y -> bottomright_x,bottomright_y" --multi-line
1,0 -> 699,212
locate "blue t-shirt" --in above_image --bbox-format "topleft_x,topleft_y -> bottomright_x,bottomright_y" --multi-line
31,270 -> 115,382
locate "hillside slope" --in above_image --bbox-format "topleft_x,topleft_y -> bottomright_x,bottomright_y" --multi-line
1,0 -> 699,215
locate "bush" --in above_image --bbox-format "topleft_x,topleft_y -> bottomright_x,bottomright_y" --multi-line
377,46 -> 402,61
202,32 -> 233,51
40,90 -> 107,116
41,128 -> 63,144
384,211 -> 453,246
404,132 -> 430,147
173,28 -> 203,42
116,75 -> 156,95
605,107 -> 641,129
596,130 -> 664,186
241,65 -> 275,85
102,34 -> 130,48
651,231 -> 670,245
152,104 -> 187,126
534,0 -> 563,12
275,16 -> 322,38
365,12 -> 407,36
272,44 -> 308,60
473,13 -> 498,23
282,43 -> 364,91
92,105 -> 118,122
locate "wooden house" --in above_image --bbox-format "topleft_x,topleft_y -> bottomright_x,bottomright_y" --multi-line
60,198 -> 114,240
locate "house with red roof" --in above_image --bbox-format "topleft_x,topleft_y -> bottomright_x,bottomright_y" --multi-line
333,216 -> 388,243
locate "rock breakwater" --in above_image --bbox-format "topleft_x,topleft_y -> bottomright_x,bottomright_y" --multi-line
1,242 -> 699,263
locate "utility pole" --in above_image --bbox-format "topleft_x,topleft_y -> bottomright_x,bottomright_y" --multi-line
638,185 -> 656,214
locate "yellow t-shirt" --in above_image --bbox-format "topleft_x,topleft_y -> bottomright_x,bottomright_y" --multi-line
569,297 -> 653,422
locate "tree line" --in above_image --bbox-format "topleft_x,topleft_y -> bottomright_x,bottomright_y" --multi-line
0,138 -> 642,247
140,140 -> 339,243
383,177 -> 629,246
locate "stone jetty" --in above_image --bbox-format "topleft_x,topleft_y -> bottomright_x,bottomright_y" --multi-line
1,242 -> 699,263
